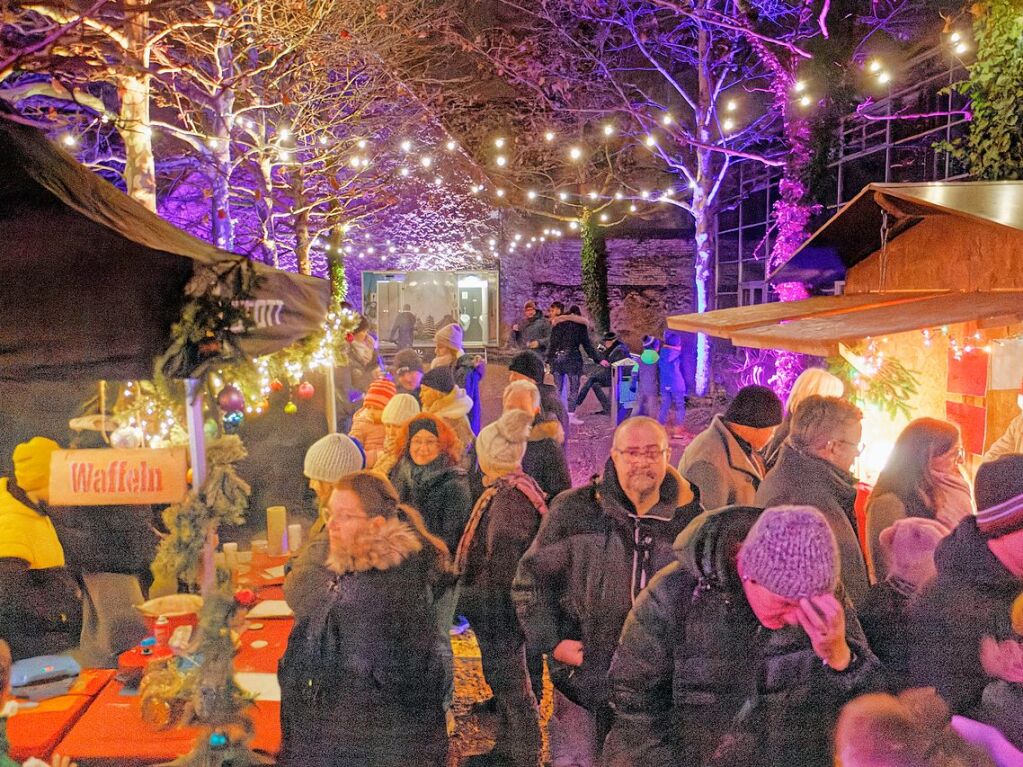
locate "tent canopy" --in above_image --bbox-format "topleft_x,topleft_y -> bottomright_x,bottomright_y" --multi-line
0,111 -> 329,382
668,290 -> 1023,357
769,181 -> 1023,287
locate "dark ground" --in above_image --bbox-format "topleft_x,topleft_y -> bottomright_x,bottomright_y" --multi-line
448,362 -> 717,765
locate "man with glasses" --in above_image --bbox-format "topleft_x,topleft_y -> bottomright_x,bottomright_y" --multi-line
755,395 -> 871,608
513,417 -> 702,766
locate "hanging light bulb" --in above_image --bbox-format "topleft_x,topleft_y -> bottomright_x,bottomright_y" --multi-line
557,191 -> 568,201
527,190 -> 537,200
400,139 -> 412,152
420,156 -> 432,168
61,134 -> 78,147
446,140 -> 457,151
722,118 -> 735,132
568,220 -> 579,231
599,213 -> 609,222
603,123 -> 615,136
494,137 -> 506,148
495,155 -> 507,166
569,146 -> 583,161
495,188 -> 506,197
544,131 -> 556,142
867,59 -> 882,73
588,190 -> 598,200
661,113 -> 673,126
280,126 -> 292,139
726,100 -> 737,112
644,134 -> 657,147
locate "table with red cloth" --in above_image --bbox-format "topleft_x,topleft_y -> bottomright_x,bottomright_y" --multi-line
51,556 -> 294,766
6,669 -> 114,762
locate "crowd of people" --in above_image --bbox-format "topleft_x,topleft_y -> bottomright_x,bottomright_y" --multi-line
2,302 -> 1023,767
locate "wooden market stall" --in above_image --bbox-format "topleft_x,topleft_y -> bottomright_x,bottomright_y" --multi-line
668,181 -> 1023,480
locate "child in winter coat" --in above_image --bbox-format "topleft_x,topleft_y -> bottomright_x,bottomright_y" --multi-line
347,378 -> 396,468
858,517 -> 949,692
631,336 -> 660,418
373,394 -> 421,478
658,331 -> 687,433
432,323 -> 486,435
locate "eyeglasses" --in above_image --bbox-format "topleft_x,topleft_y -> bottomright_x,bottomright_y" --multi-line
832,439 -> 864,456
410,436 -> 440,448
614,447 -> 669,463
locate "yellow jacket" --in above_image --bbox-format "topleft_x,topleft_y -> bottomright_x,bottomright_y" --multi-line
0,477 -> 66,568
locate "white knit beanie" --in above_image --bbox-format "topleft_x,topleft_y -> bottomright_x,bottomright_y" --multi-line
303,433 -> 366,482
476,409 -> 533,477
382,393 -> 421,426
435,323 -> 464,353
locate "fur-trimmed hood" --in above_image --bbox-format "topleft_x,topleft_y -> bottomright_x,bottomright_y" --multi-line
529,418 -> 565,446
425,387 -> 473,420
326,516 -> 423,574
552,313 -> 589,328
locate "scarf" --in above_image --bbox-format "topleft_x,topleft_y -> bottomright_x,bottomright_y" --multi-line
454,470 -> 547,573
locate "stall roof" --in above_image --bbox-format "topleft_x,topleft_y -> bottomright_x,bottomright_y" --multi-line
769,181 -> 1023,287
669,291 -> 1023,357
666,292 -> 943,336
0,110 -> 329,382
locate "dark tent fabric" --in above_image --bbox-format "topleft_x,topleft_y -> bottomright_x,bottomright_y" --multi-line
0,111 -> 329,382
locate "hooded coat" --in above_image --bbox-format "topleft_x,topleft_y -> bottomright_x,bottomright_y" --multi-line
278,516 -> 449,767
522,417 -> 572,501
908,517 -> 1023,715
389,457 -> 472,555
348,406 -> 387,466
512,461 -> 702,711
422,387 -> 476,454
754,443 -> 870,608
546,314 -> 601,376
603,506 -> 881,767
678,415 -> 764,511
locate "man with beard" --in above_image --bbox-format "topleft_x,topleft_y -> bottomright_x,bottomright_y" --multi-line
513,417 -> 703,766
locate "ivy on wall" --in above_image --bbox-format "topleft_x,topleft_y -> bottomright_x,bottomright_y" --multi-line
943,0 -> 1023,179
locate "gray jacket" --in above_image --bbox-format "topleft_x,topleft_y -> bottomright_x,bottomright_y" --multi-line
512,313 -> 551,352
678,415 -> 763,511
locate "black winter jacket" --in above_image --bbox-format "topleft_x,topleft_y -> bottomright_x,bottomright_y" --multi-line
512,460 -> 702,710
539,382 -> 568,439
546,314 -> 601,376
522,418 -> 572,501
389,457 -> 472,555
278,517 -> 448,767
755,443 -> 870,608
858,577 -> 916,692
604,505 -> 881,767
908,517 -> 1023,715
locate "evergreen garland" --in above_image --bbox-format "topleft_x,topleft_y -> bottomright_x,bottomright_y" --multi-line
580,210 -> 610,334
328,247 -> 348,314
941,0 -> 1023,179
828,351 -> 920,420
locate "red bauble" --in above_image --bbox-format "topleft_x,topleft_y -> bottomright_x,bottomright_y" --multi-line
296,381 -> 315,400
234,588 -> 257,608
269,379 -> 284,393
345,332 -> 354,343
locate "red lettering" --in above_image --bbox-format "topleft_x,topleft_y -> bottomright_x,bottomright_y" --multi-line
69,462 -> 93,493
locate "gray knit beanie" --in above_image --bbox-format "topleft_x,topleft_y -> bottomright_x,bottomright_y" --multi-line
738,505 -> 839,599
476,409 -> 533,477
303,433 -> 366,482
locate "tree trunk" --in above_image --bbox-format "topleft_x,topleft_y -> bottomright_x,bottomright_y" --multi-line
328,225 -> 348,312
209,3 -> 235,251
692,15 -> 715,396
292,167 -> 311,275
120,0 -> 156,210
580,209 -> 610,334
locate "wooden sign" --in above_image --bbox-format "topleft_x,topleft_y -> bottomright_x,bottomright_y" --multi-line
49,448 -> 188,506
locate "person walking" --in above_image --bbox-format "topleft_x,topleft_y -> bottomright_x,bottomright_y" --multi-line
456,410 -> 546,767
509,350 -> 568,438
502,380 -> 572,501
388,414 -> 472,735
631,336 -> 660,418
546,304 -> 601,427
604,505 -> 880,767
278,472 -> 452,767
908,454 -> 1023,718
575,332 -> 627,416
865,418 -> 973,582
513,417 -> 702,765
389,305 -> 417,350
432,323 -> 486,435
657,331 -> 687,433
511,300 -> 551,353
678,384 -> 783,511
762,368 -> 845,470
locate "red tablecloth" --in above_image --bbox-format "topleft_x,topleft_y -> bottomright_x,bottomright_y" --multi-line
7,669 -> 114,761
54,594 -> 295,765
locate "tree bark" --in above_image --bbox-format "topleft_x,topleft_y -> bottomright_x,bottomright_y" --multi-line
120,0 -> 156,210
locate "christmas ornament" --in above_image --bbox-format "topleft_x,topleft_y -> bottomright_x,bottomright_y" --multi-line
259,399 -> 270,412
203,418 -> 219,440
283,401 -> 298,415
234,588 -> 257,608
110,425 -> 144,449
269,379 -> 284,393
296,381 -> 315,400
346,332 -> 354,343
217,385 -> 245,414
223,410 -> 244,434
209,732 -> 228,749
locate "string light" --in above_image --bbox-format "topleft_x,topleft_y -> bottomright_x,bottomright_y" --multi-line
661,113 -> 673,126
446,140 -> 457,151
587,190 -> 598,200
400,140 -> 412,152
279,127 -> 292,140
569,146 -> 583,161
726,100 -> 737,112
527,190 -> 537,200
495,155 -> 507,166
494,137 -> 506,149
877,71 -> 891,85
557,191 -> 568,201
722,118 -> 735,132
495,188 -> 505,197
644,134 -> 657,147
357,139 -> 367,149
420,156 -> 432,168
544,131 -> 556,142
603,123 -> 615,136
569,221 -> 579,231
868,60 -> 882,73
599,213 -> 609,222
61,134 -> 77,147
399,167 -> 410,176
793,80 -> 806,93
799,95 -> 812,107
955,42 -> 969,54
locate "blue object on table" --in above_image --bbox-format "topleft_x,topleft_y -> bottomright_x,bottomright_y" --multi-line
10,655 -> 81,701
450,615 -> 470,636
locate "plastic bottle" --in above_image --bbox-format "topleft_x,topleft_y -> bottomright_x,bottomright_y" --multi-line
154,615 -> 171,647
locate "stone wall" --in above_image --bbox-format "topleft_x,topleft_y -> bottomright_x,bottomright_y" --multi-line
500,235 -> 696,351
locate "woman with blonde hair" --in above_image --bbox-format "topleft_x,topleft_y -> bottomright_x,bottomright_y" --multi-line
278,471 -> 453,767
763,368 -> 845,470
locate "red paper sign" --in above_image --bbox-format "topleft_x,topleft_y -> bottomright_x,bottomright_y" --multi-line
947,348 -> 988,397
945,401 -> 987,456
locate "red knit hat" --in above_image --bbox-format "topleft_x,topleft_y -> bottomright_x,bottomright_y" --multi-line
363,378 -> 396,410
